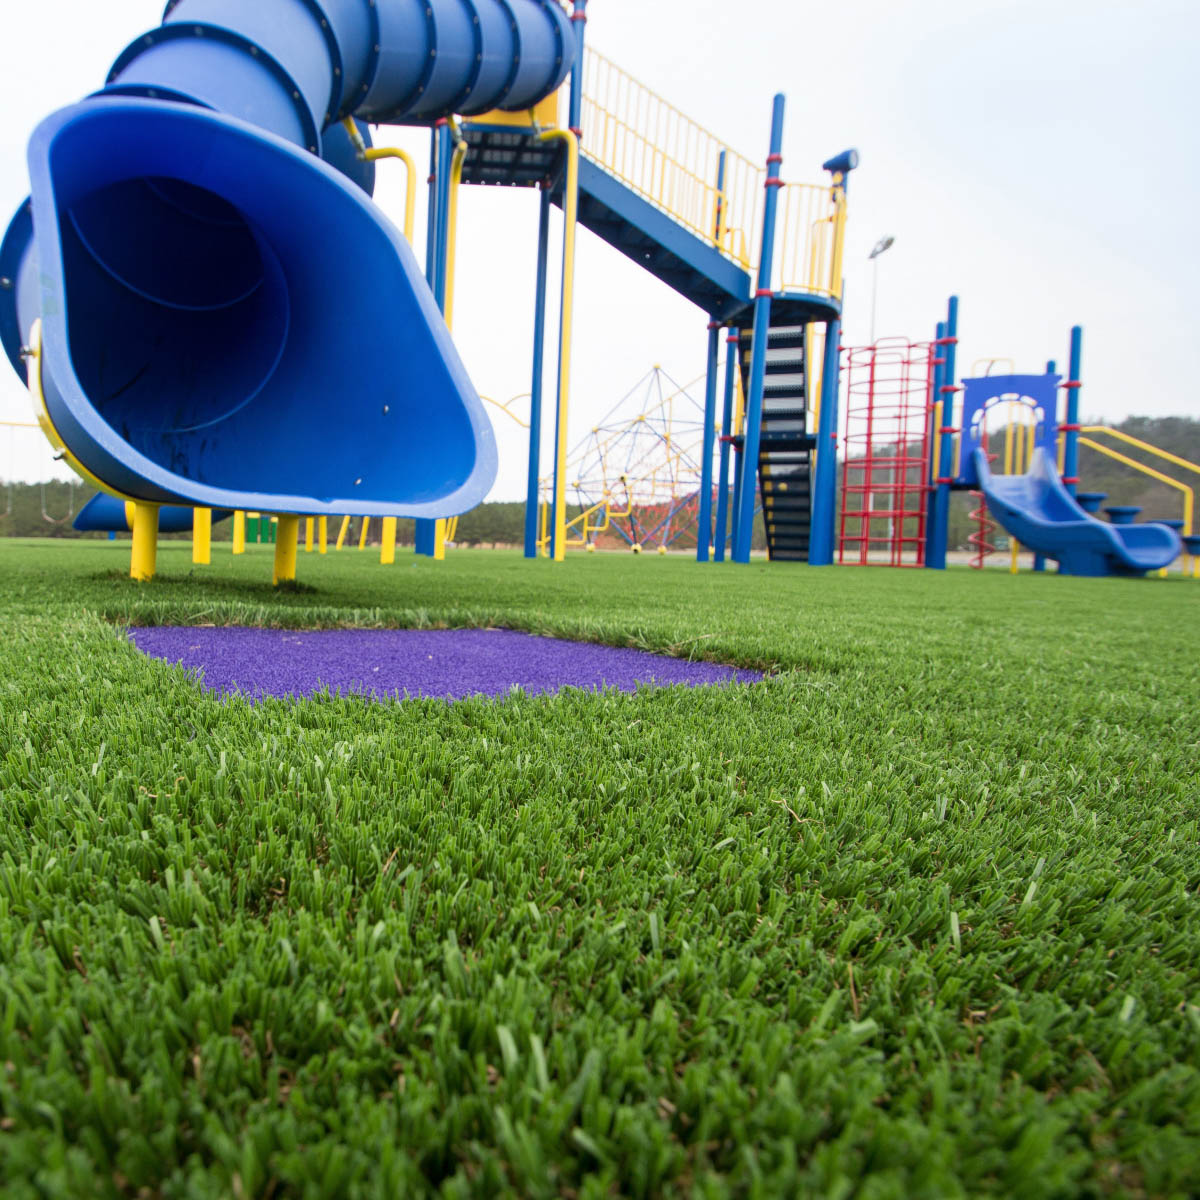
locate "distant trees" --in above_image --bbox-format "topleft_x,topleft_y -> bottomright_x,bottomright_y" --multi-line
5,416 -> 1197,549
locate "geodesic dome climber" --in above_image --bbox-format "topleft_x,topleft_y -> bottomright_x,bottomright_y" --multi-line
537,367 -> 709,554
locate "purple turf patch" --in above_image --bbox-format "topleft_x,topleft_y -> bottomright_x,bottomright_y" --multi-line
128,627 -> 762,701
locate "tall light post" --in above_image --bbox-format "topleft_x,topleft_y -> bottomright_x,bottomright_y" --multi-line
868,235 -> 895,345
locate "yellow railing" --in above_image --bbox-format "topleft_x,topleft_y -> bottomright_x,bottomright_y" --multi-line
1078,426 -> 1200,495
1077,438 -> 1194,536
575,49 -> 844,300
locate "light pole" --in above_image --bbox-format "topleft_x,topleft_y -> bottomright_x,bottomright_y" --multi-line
868,235 -> 895,345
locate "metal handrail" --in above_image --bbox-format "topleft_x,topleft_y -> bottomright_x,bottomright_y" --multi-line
1078,426 -> 1200,480
575,48 -> 844,299
1078,436 -> 1193,535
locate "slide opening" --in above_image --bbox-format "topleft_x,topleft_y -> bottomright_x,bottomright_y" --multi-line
61,175 -> 290,439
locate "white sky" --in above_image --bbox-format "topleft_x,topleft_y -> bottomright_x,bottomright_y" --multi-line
1,0 -> 1197,494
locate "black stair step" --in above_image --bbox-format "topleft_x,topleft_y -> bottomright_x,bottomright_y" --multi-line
765,360 -> 805,376
771,550 -> 810,562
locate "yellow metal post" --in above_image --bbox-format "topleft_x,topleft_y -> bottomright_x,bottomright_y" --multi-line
336,515 -> 351,550
443,123 -> 469,330
273,515 -> 300,585
305,517 -> 315,553
358,518 -> 370,550
538,127 -> 580,562
192,508 -> 212,565
232,510 -> 246,555
130,503 -> 160,582
381,516 -> 398,564
319,516 -> 328,554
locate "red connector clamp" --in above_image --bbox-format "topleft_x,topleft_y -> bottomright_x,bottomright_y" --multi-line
938,426 -> 960,435
1062,477 -> 1080,485
939,384 -> 963,395
1063,380 -> 1082,389
1058,423 -> 1082,432
755,288 -> 774,299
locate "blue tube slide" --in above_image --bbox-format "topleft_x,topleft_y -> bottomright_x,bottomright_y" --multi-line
974,448 -> 1183,577
0,1 -> 574,517
74,493 -> 232,534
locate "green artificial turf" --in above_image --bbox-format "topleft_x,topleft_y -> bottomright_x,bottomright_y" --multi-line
1,538 -> 1197,1198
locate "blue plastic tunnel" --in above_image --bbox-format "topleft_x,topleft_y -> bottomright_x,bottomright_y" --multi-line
0,0 -> 575,516
74,494 -> 233,535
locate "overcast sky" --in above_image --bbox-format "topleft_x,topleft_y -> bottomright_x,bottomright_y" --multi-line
1,0 -> 1197,494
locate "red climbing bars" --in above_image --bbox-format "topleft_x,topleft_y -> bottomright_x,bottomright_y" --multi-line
838,339 -> 936,567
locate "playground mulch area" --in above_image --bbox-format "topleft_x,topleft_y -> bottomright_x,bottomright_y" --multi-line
1,538 -> 1197,1198
128,626 -> 763,701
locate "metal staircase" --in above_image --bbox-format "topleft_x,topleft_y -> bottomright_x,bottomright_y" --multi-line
455,44 -> 850,564
737,322 -> 815,561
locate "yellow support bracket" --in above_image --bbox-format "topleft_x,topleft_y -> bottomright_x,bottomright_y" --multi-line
342,118 -> 417,244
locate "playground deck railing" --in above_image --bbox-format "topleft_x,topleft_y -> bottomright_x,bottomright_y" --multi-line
576,49 -> 844,301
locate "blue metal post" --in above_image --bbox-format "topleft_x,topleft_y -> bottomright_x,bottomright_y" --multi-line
415,130 -> 443,556
733,94 -> 787,564
416,122 -> 454,558
424,130 -> 439,289
525,185 -> 553,558
697,322 -> 721,561
927,296 -> 959,569
1063,327 -> 1083,497
568,1 -> 587,133
923,320 -> 946,567
730,437 -> 746,556
433,121 -> 453,309
1029,356 -> 1057,571
714,328 -> 739,562
808,318 -> 842,564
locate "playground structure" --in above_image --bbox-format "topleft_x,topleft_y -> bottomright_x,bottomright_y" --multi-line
538,366 -> 711,554
0,0 -> 859,584
839,299 -> 1193,577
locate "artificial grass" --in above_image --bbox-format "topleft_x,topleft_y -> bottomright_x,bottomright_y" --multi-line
0,538 -> 1197,1198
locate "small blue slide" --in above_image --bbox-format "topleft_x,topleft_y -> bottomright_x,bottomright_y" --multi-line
974,448 -> 1182,577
